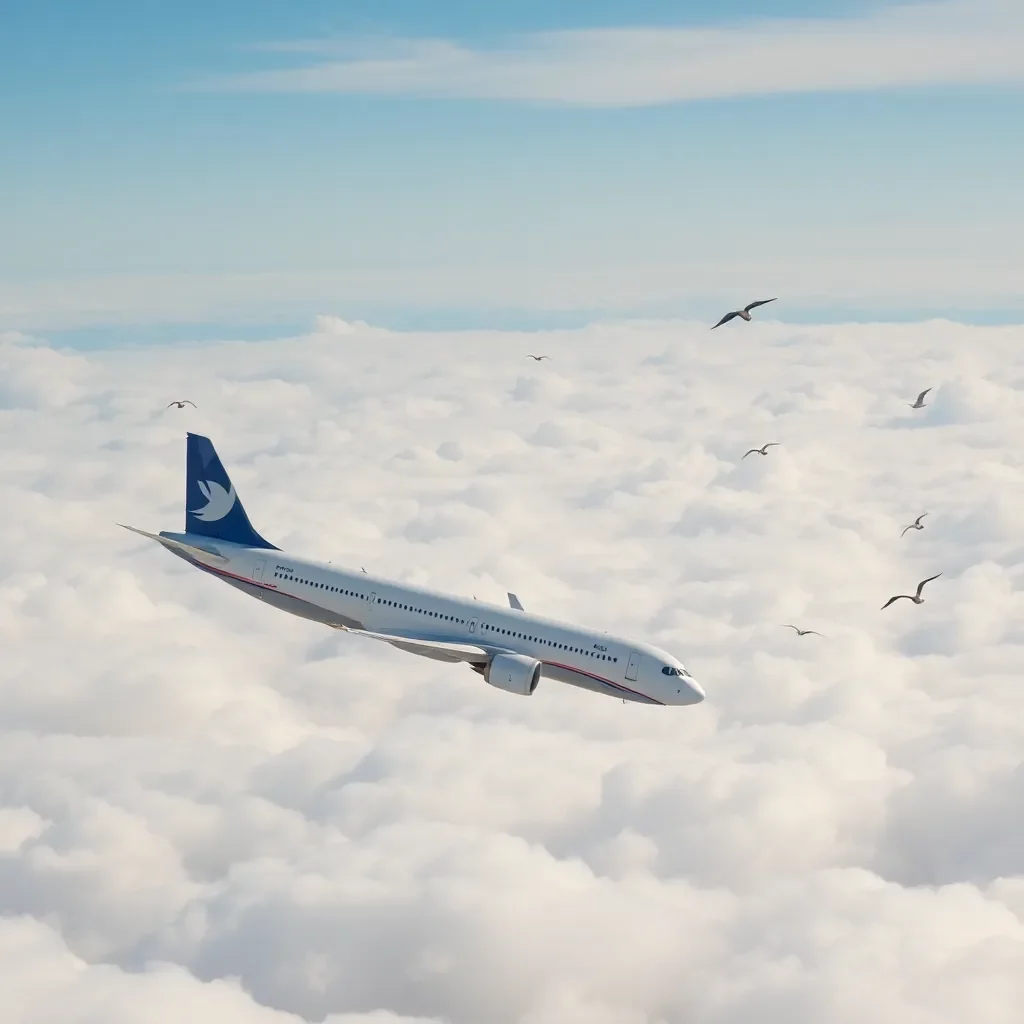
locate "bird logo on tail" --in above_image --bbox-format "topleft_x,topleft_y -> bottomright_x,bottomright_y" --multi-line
190,480 -> 236,522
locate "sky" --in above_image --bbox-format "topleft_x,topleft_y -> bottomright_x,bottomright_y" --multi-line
2,0 -> 1023,335
3,5 -> 1024,1021
3,316 -> 1024,1022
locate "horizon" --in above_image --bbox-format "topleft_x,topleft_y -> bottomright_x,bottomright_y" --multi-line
4,4 -> 1024,1023
3,1 -> 1022,336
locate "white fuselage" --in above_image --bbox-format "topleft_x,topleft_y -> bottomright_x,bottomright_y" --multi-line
169,535 -> 704,706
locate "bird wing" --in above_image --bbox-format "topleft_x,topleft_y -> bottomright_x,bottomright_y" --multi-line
184,400 -> 197,407
916,513 -> 928,525
712,311 -> 739,329
915,573 -> 942,597
166,401 -> 177,408
916,388 -> 933,403
744,298 -> 777,313
881,595 -> 909,609
764,442 -> 780,449
742,449 -> 759,459
782,624 -> 800,632
804,630 -> 824,637
900,525 -> 914,537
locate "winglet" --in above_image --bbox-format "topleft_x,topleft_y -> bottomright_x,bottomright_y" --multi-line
507,592 -> 524,611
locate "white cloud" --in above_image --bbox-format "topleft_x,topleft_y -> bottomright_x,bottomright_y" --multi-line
203,1 -> 1024,106
0,916 -> 438,1023
2,317 -> 1024,1022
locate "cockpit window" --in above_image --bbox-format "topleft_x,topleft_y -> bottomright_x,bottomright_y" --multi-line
661,666 -> 689,677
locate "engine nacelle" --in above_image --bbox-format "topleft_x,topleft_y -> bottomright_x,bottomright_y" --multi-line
484,653 -> 542,696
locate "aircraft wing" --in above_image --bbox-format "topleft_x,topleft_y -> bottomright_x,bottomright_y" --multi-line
342,627 -> 494,665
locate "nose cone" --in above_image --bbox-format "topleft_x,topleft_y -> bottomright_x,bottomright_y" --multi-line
678,676 -> 705,705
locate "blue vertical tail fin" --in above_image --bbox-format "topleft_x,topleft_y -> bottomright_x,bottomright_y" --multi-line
185,433 -> 277,549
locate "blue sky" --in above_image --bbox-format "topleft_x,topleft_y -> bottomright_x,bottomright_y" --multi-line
2,0 -> 1022,334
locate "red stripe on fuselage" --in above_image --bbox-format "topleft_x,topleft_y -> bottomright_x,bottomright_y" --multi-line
192,561 -> 661,702
544,660 -> 663,705
192,560 -> 279,592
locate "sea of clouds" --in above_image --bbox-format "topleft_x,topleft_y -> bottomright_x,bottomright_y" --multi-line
1,315 -> 1023,1023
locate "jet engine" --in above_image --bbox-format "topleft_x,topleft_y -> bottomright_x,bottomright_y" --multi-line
484,653 -> 542,696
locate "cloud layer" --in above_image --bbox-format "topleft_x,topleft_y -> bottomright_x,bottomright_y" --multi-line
2,316 -> 1024,1022
205,1 -> 1024,105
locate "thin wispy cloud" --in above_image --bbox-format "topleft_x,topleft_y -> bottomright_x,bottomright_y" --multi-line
200,1 -> 1024,106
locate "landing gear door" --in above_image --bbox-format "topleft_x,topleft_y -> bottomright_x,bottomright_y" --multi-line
625,652 -> 641,681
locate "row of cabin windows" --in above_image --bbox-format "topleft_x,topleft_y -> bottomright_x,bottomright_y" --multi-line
272,572 -> 467,624
269,576 -> 611,661
273,571 -> 365,600
377,597 -> 466,624
481,623 -> 618,663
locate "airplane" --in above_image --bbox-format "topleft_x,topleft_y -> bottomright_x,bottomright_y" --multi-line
120,434 -> 705,707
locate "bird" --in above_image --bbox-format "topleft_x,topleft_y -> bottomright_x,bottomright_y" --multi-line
526,354 -> 550,362
881,573 -> 942,610
166,400 -> 197,409
783,625 -> 825,637
712,298 -> 777,329
901,513 -> 929,537
908,388 -> 933,409
742,442 -> 781,459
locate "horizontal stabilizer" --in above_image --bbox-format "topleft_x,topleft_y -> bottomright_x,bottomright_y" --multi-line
343,627 -> 491,665
508,592 -> 524,611
118,524 -> 229,564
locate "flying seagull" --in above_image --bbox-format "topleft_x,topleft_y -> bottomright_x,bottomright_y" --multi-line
526,354 -> 550,362
881,573 -> 942,610
166,400 -> 197,409
783,624 -> 825,637
908,388 -> 933,409
742,442 -> 781,459
901,513 -> 929,537
712,298 -> 777,329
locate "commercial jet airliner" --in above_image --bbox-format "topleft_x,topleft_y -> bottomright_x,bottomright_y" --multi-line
122,434 -> 705,707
